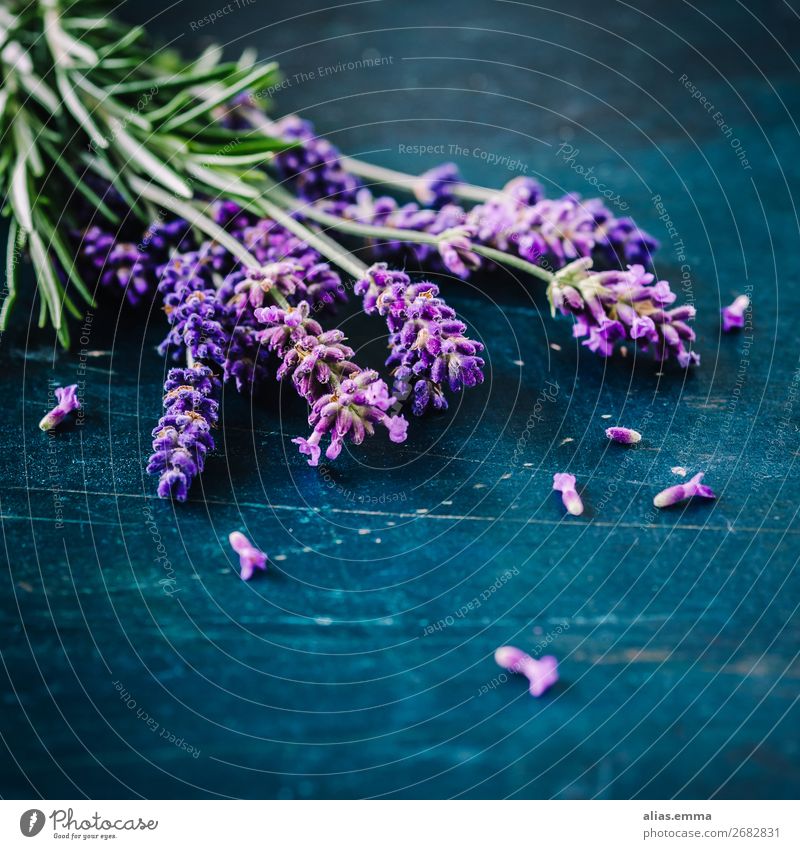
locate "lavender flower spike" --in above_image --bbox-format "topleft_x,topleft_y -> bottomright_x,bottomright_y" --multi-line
606,426 -> 642,444
494,645 -> 558,697
147,365 -> 220,501
229,531 -> 267,581
721,294 -> 750,332
39,384 -> 80,431
653,471 -> 716,508
355,263 -> 485,415
553,472 -> 584,515
255,301 -> 409,465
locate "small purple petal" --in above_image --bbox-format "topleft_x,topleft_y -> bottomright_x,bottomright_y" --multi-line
605,426 -> 642,445
229,531 -> 267,581
653,471 -> 716,508
553,472 -> 584,515
721,294 -> 750,332
494,645 -> 558,698
39,384 -> 80,431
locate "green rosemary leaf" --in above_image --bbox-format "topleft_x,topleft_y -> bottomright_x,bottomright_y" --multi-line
0,219 -> 22,331
54,68 -> 108,149
95,25 -> 145,62
192,44 -> 225,73
28,230 -> 62,330
74,74 -> 152,131
162,63 -> 278,132
18,70 -> 62,115
110,120 -> 193,199
107,63 -> 242,96
81,151 -> 143,218
12,114 -> 43,177
10,155 -> 33,232
35,209 -> 96,308
185,135 -> 289,156
41,140 -> 120,224
128,176 -> 260,268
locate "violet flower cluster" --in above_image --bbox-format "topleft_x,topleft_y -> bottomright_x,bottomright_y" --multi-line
146,364 -> 221,501
264,113 -> 658,273
548,259 -> 699,366
355,263 -> 485,414
254,301 -> 408,465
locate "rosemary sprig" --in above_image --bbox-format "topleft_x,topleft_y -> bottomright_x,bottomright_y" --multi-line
0,0 -> 285,345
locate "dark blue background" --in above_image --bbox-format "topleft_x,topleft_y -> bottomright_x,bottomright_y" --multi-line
1,0 -> 798,799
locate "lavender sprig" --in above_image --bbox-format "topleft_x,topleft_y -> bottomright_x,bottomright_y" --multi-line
548,259 -> 699,366
254,301 -> 409,465
147,365 -> 221,501
355,263 -> 485,414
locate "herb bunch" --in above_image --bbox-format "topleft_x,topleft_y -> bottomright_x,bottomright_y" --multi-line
0,0 -> 701,500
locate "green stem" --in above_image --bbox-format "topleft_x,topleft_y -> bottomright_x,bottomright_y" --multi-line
341,156 -> 500,204
127,177 -> 261,268
269,187 -> 555,285
256,195 -> 369,280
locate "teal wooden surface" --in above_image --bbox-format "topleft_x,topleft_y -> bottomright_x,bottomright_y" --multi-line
1,0 -> 799,799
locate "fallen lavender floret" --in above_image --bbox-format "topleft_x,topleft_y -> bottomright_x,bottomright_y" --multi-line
39,384 -> 80,431
721,294 -> 750,332
494,645 -> 558,697
147,365 -> 221,501
606,426 -> 642,444
548,259 -> 699,366
355,263 -> 485,414
653,471 -> 716,508
255,301 -> 408,465
553,472 -> 584,516
229,532 -> 267,581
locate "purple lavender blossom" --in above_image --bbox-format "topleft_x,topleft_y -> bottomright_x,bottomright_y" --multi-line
415,163 -> 462,206
549,259 -> 699,366
653,471 -> 716,508
355,263 -> 485,414
254,301 -> 408,465
494,645 -> 558,697
79,217 -> 189,305
606,426 -> 642,444
39,384 -> 80,431
147,365 -> 221,501
269,115 -> 361,204
721,294 -> 750,332
229,531 -> 267,581
553,472 -> 584,516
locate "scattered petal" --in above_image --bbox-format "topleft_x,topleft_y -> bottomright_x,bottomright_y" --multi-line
606,426 -> 642,445
494,645 -> 558,697
653,471 -> 716,508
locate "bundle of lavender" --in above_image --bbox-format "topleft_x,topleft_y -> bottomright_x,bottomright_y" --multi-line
1,0 -> 699,502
